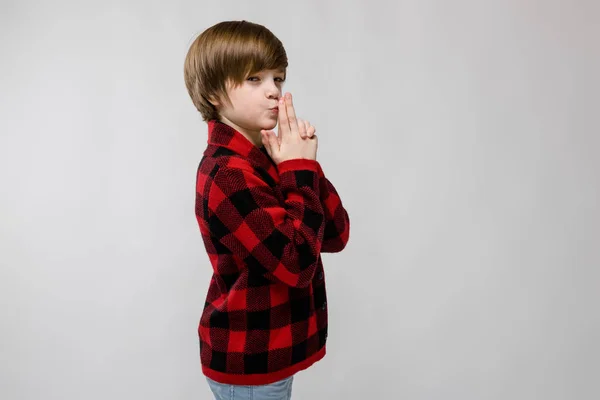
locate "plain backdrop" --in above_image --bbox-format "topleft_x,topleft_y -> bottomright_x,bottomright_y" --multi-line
1,0 -> 599,399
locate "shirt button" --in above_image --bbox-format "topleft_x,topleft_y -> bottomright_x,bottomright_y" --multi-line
318,271 -> 323,280
322,301 -> 327,310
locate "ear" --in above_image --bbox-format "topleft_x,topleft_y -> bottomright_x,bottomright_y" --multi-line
207,95 -> 220,107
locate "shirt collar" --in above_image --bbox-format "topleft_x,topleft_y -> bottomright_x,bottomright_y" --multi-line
206,119 -> 278,178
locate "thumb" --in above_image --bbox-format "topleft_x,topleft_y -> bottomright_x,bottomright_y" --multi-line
260,130 -> 270,153
266,130 -> 279,154
261,130 -> 277,157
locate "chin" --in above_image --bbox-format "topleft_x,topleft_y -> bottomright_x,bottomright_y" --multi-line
262,120 -> 278,130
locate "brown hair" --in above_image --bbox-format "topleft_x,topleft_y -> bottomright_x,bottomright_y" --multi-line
184,20 -> 288,122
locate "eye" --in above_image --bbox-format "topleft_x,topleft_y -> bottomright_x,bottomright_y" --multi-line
246,76 -> 285,83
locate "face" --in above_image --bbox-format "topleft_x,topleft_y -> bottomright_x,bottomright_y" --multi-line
212,68 -> 286,146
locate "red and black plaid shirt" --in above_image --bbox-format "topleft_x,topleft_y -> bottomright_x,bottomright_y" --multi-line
195,120 -> 350,385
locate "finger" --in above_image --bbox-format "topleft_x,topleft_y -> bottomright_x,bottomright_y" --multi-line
273,122 -> 282,146
298,118 -> 307,139
261,130 -> 272,156
266,130 -> 279,154
303,120 -> 315,138
277,96 -> 290,142
284,93 -> 300,138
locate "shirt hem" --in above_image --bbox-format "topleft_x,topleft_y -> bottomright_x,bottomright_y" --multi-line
201,345 -> 326,386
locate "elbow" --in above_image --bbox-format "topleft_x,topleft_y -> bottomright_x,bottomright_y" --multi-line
322,240 -> 348,253
270,265 -> 318,289
275,248 -> 321,289
328,221 -> 350,253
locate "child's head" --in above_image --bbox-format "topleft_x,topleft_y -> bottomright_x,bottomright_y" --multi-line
184,20 -> 288,131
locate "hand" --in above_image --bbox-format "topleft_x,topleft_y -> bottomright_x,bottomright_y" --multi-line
276,119 -> 316,145
261,93 -> 318,165
297,119 -> 316,140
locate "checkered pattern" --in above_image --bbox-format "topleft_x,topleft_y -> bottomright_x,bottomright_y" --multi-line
194,120 -> 350,385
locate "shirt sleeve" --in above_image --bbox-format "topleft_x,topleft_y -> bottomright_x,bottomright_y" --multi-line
207,158 -> 326,288
316,163 -> 350,253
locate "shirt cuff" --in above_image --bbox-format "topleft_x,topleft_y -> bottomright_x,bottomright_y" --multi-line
277,159 -> 320,174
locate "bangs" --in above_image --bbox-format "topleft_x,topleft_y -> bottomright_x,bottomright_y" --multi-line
219,24 -> 288,85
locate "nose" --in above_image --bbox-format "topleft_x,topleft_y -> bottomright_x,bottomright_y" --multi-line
265,80 -> 281,100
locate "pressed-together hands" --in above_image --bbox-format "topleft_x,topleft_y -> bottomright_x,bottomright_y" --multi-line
261,93 -> 318,166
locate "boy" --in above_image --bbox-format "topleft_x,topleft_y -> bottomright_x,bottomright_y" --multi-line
184,20 -> 350,399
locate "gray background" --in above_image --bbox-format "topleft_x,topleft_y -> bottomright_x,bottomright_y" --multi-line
1,0 -> 598,399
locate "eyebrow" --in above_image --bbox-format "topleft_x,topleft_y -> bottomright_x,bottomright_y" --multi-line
253,68 -> 286,76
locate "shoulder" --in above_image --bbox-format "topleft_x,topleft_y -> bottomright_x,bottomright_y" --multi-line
204,154 -> 274,198
199,150 -> 255,182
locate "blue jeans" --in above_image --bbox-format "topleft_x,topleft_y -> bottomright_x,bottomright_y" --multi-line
206,375 -> 294,400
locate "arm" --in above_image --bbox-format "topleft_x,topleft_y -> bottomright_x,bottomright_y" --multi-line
207,157 -> 325,288
317,163 -> 350,253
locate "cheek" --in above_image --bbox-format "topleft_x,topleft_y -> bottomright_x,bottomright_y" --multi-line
234,93 -> 255,109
